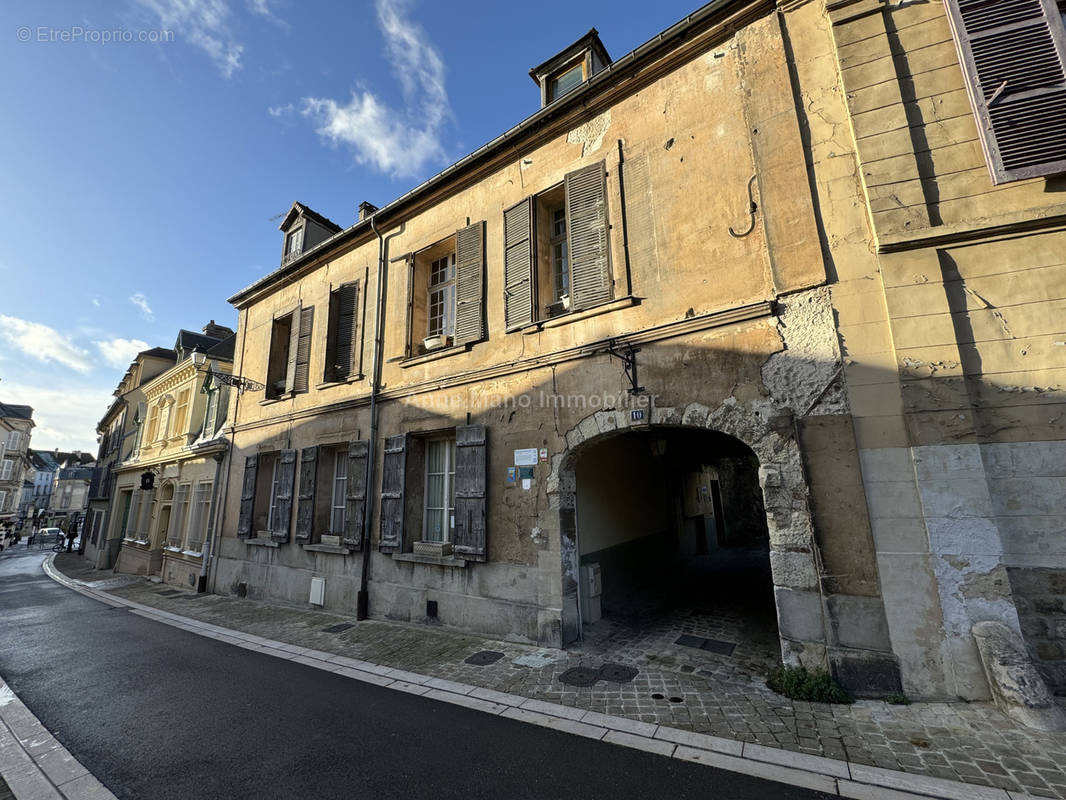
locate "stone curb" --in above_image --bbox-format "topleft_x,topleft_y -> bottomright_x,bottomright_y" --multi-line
0,675 -> 117,800
42,556 -> 1049,800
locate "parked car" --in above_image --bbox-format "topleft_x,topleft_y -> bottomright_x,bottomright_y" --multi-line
35,527 -> 64,548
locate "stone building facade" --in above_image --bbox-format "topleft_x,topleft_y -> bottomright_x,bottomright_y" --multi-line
0,403 -> 34,523
113,326 -> 235,589
209,0 -> 1066,701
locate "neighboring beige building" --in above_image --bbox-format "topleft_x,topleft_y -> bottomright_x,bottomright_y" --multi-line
0,403 -> 33,523
114,324 -> 235,589
207,0 -> 1066,703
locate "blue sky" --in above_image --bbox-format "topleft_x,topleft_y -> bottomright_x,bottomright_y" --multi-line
0,0 -> 701,451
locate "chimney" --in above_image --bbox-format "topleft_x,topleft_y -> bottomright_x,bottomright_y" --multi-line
202,320 -> 234,340
359,201 -> 378,221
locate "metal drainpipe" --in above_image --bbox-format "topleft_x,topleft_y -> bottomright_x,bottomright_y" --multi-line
357,214 -> 403,620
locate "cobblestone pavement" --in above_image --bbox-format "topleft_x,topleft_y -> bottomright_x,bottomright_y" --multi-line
55,555 -> 1066,799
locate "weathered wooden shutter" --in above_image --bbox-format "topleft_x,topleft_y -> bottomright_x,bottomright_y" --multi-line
566,161 -> 612,310
271,449 -> 297,542
284,308 -> 300,393
503,198 -> 535,330
378,434 -> 406,552
332,284 -> 358,380
293,305 -> 314,393
403,255 -> 416,358
344,440 -> 369,550
944,0 -> 1066,184
295,446 -> 318,542
453,424 -> 487,562
237,455 -> 258,538
126,490 -> 141,537
454,221 -> 485,344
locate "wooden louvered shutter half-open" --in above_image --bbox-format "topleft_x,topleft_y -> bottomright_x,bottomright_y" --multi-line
503,198 -> 534,330
292,306 -> 314,393
344,440 -> 369,550
454,221 -> 485,345
271,449 -> 297,542
453,424 -> 487,562
944,0 -> 1066,184
295,446 -> 318,542
332,284 -> 358,380
378,434 -> 406,552
237,455 -> 257,538
565,161 -> 612,310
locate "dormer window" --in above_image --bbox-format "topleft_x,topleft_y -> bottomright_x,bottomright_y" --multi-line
548,60 -> 585,103
530,29 -> 611,109
285,228 -> 303,260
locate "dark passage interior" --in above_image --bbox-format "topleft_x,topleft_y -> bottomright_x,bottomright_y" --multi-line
574,428 -> 780,675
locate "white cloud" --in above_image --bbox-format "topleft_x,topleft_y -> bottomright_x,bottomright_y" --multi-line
247,0 -> 288,30
0,381 -> 112,452
299,0 -> 449,178
91,297 -> 101,308
268,102 -> 294,118
136,0 -> 244,78
94,338 -> 150,369
0,315 -> 91,374
129,293 -> 155,322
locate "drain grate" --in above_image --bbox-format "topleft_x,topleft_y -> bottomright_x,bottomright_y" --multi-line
674,634 -> 736,656
598,663 -> 639,683
465,650 -> 504,666
322,623 -> 355,633
558,667 -> 600,687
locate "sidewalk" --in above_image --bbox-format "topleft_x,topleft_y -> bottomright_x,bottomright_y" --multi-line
52,554 -> 1066,799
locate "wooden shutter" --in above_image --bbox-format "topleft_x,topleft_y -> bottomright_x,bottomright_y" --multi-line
237,455 -> 258,538
203,390 -> 218,439
271,449 -> 297,542
944,0 -> 1066,184
566,161 -> 612,310
284,309 -> 300,393
403,256 -> 416,358
454,221 -> 485,344
295,446 -> 318,542
503,198 -> 535,330
293,305 -> 314,393
126,490 -> 141,537
453,424 -> 487,562
378,434 -> 406,552
331,284 -> 358,380
344,440 -> 369,550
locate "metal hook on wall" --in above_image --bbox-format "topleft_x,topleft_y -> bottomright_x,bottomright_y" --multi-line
728,174 -> 758,238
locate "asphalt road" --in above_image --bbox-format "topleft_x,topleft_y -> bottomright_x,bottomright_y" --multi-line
0,547 -> 833,800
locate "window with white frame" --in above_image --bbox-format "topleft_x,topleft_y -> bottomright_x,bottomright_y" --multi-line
145,405 -> 161,443
0,491 -> 6,512
285,227 -> 303,260
187,481 -> 211,553
172,389 -> 191,437
0,459 -> 13,481
423,437 -> 456,543
330,449 -> 347,534
427,252 -> 456,339
61,484 -> 73,508
550,205 -> 569,303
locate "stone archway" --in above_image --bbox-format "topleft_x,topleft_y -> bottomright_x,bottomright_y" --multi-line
546,399 -> 828,669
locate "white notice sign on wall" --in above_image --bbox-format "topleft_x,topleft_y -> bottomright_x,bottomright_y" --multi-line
514,448 -> 538,466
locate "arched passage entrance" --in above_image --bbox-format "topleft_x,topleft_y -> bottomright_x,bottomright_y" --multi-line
572,428 -> 780,671
547,402 -> 829,672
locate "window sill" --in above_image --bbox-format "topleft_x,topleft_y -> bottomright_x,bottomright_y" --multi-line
303,543 -> 356,555
246,535 -> 280,548
314,375 -> 365,391
399,342 -> 473,368
259,394 -> 292,407
517,295 -> 640,334
392,551 -> 468,568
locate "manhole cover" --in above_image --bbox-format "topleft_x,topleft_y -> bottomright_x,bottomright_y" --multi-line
465,650 -> 504,666
322,623 -> 355,633
675,634 -> 705,648
651,693 -> 666,700
669,696 -> 684,703
674,634 -> 736,656
598,663 -> 638,683
558,667 -> 600,687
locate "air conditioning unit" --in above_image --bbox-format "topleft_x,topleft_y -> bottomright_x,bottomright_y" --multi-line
309,576 -> 325,606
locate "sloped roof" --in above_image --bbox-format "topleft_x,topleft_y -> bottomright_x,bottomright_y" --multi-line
279,202 -> 343,234
0,403 -> 33,421
205,333 -> 236,361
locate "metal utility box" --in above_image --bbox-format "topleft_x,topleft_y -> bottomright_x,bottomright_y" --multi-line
309,576 -> 325,607
580,563 -> 602,624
